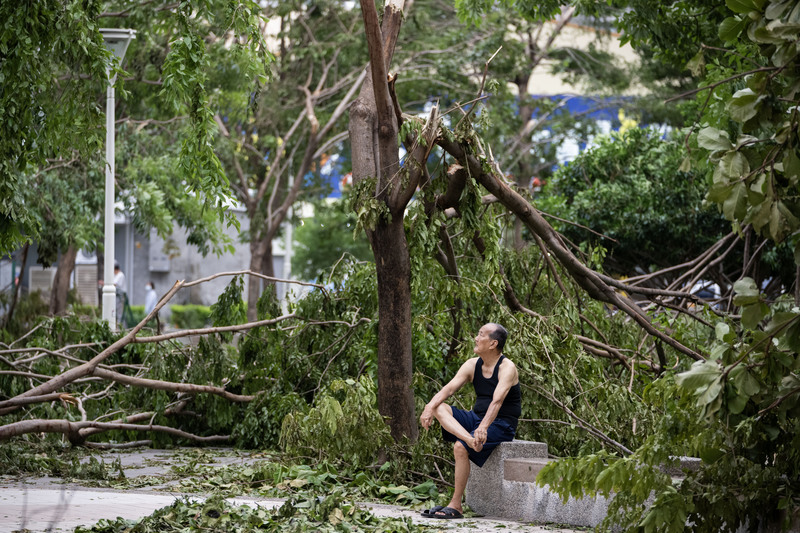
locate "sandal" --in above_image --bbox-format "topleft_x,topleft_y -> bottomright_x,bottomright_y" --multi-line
421,505 -> 444,517
431,506 -> 464,519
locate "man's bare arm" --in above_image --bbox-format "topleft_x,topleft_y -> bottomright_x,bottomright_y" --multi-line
419,358 -> 475,430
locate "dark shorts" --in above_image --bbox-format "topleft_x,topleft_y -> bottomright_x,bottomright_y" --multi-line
442,406 -> 516,467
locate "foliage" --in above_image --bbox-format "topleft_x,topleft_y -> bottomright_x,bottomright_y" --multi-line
209,275 -> 247,341
291,198 -> 373,282
0,440 -> 125,481
539,278 -> 800,531
0,313 -> 239,447
281,377 -> 393,468
530,3 -> 800,524
541,127 -> 729,273
690,0 -> 800,258
166,455 -> 442,509
613,0 -> 729,67
0,0 -> 273,256
0,0 -> 109,252
234,389 -> 307,450
170,304 -> 212,330
76,492 -> 428,533
0,290 -> 49,342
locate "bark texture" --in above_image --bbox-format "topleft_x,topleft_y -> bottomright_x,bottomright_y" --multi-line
247,239 -> 270,321
3,242 -> 29,328
49,244 -> 77,316
350,0 -> 419,441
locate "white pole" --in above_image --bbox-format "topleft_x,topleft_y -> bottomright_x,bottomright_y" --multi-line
99,29 -> 135,331
282,205 -> 293,314
101,74 -> 117,331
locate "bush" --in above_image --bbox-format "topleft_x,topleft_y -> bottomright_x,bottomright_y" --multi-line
280,377 -> 393,468
170,304 -> 211,329
0,290 -> 49,342
128,305 -> 145,325
233,389 -> 307,449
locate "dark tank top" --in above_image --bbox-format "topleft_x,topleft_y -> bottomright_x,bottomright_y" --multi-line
472,355 -> 522,428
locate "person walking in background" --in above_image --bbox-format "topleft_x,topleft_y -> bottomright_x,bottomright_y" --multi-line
113,261 -> 128,328
144,281 -> 158,316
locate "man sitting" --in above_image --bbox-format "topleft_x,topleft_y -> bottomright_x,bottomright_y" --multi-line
419,322 -> 521,519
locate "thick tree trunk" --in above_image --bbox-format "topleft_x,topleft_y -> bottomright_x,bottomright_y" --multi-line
349,0 -> 418,441
247,239 -> 269,322
369,216 -> 418,442
49,245 -> 78,316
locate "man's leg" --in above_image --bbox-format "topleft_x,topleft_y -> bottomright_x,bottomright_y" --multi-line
448,441 -> 470,512
432,404 -> 483,451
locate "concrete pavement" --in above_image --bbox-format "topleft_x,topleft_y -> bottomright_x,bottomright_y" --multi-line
0,449 -> 584,533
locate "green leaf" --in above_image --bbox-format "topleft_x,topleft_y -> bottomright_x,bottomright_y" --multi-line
771,41 -> 797,66
728,88 -> 764,122
719,16 -> 749,42
733,277 -> 760,305
742,302 -> 769,329
749,19 -> 789,44
698,375 -> 725,417
722,182 -> 748,220
765,0 -> 792,19
783,150 -> 800,186
715,322 -> 732,342
707,181 -> 734,203
699,447 -> 725,463
727,389 -> 748,414
731,366 -> 762,397
718,151 -> 750,178
697,127 -> 733,152
685,50 -> 705,76
676,360 -> 724,391
747,197 -> 772,232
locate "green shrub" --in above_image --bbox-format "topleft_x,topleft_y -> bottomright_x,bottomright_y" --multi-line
281,377 -> 393,468
128,305 -> 145,325
170,304 -> 211,329
0,290 -> 48,342
234,389 -> 307,449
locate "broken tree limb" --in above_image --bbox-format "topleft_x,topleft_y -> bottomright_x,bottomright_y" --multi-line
0,275 -> 296,417
0,419 -> 230,445
437,136 -> 705,362
132,313 -> 296,344
0,280 -> 184,416
90,368 -> 256,402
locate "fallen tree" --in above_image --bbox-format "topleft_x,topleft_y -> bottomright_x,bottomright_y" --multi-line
0,270 -> 372,446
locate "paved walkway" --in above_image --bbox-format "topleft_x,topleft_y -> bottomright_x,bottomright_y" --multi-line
0,449 -> 582,533
0,486 -> 579,532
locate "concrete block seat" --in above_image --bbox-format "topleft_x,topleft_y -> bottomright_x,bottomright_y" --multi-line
465,440 -> 610,528
465,442 -> 799,532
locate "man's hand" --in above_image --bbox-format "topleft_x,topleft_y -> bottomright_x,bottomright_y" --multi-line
420,405 -> 434,430
473,425 -> 487,448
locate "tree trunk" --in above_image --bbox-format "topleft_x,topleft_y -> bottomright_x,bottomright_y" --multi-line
349,0 -> 418,441
247,238 -> 269,322
49,245 -> 78,316
369,216 -> 418,442
4,242 -> 29,328
96,245 -> 104,307
260,240 -> 277,308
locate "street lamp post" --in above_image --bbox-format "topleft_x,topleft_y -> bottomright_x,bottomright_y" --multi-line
99,28 -> 136,331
